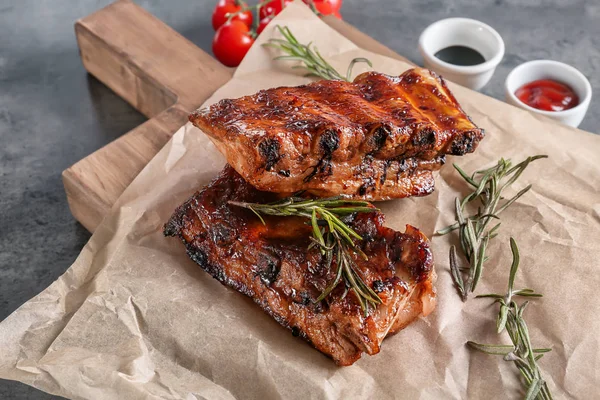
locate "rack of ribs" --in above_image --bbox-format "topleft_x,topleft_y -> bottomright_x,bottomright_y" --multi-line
190,67 -> 484,200
164,165 -> 436,365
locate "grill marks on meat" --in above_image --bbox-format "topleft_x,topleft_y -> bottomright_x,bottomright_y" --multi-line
190,67 -> 483,200
164,165 -> 436,365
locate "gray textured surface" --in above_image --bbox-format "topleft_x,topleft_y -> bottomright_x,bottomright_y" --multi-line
0,0 -> 597,398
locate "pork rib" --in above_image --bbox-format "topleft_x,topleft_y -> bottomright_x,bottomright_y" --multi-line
190,67 -> 483,200
164,165 -> 436,365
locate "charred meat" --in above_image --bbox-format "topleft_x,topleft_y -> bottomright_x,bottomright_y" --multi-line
164,165 -> 436,365
190,68 -> 483,200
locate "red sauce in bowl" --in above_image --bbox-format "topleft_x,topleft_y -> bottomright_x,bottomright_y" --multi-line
515,79 -> 579,112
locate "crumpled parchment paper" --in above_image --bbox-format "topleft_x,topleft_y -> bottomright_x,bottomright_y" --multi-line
1,2 -> 599,399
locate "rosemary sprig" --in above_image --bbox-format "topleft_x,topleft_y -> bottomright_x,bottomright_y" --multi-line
229,196 -> 382,315
437,155 -> 547,300
264,25 -> 372,81
467,238 -> 553,400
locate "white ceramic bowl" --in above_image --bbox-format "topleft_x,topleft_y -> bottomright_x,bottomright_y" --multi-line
505,60 -> 592,128
418,18 -> 505,91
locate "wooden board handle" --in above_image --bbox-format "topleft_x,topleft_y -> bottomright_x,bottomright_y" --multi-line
65,0 -> 233,231
75,0 -> 232,117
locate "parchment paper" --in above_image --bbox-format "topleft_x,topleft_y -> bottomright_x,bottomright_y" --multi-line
1,2 -> 599,398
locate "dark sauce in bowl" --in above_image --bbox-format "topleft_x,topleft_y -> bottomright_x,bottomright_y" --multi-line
434,46 -> 486,66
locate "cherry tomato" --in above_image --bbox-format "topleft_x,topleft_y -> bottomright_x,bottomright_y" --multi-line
303,0 -> 342,15
327,0 -> 343,10
333,10 -> 342,18
259,0 -> 293,19
212,21 -> 255,67
257,16 -> 273,35
212,0 -> 253,31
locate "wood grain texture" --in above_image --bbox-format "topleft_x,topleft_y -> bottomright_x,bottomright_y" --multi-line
63,0 -> 232,232
63,0 -> 411,232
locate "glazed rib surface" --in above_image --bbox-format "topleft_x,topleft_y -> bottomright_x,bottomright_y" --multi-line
164,165 -> 436,365
190,67 -> 483,199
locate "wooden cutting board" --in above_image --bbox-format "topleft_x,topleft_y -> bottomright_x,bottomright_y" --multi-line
63,0 -> 411,232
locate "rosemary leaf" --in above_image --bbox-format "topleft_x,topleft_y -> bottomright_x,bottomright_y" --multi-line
512,289 -> 543,298
311,208 -> 325,252
436,224 -> 457,236
265,25 -> 372,82
475,293 -> 504,299
248,205 -> 266,225
437,155 -> 547,299
314,243 -> 342,303
471,234 -> 488,291
467,342 -> 515,355
468,238 -> 553,400
453,164 -> 478,187
524,379 -> 543,400
508,237 -> 520,293
497,303 -> 508,333
449,246 -> 466,299
346,57 -> 373,81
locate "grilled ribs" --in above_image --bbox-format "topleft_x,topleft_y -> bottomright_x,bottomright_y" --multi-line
164,165 -> 436,365
190,67 -> 483,200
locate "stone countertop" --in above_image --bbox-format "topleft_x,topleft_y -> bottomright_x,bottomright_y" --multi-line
0,0 -> 597,398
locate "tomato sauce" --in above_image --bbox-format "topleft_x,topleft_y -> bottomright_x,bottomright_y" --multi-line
515,79 -> 579,112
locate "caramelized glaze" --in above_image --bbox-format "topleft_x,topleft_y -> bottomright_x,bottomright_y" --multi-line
190,68 -> 484,199
164,166 -> 436,365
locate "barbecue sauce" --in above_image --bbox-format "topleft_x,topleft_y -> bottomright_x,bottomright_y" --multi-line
434,46 -> 486,66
